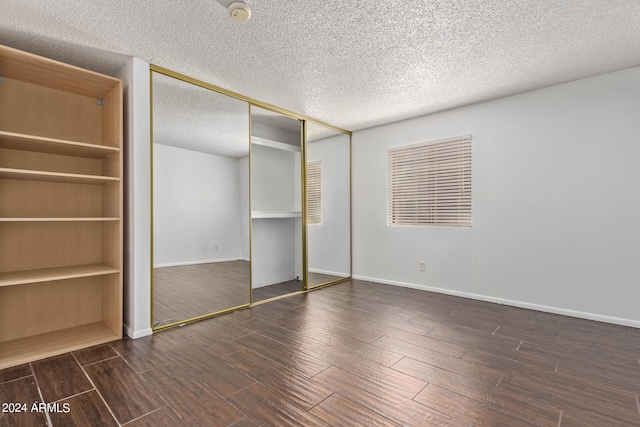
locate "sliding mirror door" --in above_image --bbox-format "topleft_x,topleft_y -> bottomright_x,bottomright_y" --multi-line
151,70 -> 250,328
250,106 -> 304,301
306,122 -> 351,288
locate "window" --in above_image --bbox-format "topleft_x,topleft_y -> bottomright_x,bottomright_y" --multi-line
307,160 -> 322,225
387,135 -> 471,227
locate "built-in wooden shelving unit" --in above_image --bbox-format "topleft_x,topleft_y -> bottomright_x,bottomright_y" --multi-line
0,44 -> 123,369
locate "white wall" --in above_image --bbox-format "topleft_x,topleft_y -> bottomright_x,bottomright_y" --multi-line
153,144 -> 244,266
307,135 -> 351,276
118,57 -> 152,339
353,66 -> 640,327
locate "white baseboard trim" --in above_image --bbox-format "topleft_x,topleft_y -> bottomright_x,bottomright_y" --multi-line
309,268 -> 349,277
154,257 -> 246,268
352,275 -> 640,329
123,324 -> 153,339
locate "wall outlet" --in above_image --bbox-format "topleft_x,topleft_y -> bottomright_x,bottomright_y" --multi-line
214,245 -> 219,251
419,261 -> 426,271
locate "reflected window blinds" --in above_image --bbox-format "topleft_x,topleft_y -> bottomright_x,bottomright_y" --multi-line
307,160 -> 322,225
387,135 -> 471,227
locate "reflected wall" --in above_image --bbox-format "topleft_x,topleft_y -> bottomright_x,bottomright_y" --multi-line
306,123 -> 351,288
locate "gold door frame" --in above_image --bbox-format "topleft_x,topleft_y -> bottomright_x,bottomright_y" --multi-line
149,64 -> 352,330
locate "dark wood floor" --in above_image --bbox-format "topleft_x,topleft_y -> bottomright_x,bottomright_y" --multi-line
154,263 -> 333,326
307,272 -> 347,288
153,261 -> 251,327
2,279 -> 640,426
252,279 -> 302,302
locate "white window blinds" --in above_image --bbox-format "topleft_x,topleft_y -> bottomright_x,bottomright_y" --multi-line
387,135 -> 471,227
307,160 -> 322,225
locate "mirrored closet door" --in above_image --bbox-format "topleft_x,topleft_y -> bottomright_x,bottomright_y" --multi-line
250,106 -> 304,301
305,122 -> 351,288
151,70 -> 251,328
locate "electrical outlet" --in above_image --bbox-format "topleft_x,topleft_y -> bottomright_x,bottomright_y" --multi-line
214,245 -> 219,251
419,261 -> 426,272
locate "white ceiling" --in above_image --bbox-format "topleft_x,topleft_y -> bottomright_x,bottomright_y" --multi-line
2,1 -> 640,132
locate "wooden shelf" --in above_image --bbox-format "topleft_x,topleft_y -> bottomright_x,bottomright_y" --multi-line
252,211 -> 302,219
252,136 -> 300,153
0,131 -> 119,158
0,322 -> 120,370
0,167 -> 119,184
0,264 -> 119,287
0,217 -> 120,222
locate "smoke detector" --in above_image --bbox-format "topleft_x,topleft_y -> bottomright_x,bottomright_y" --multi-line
228,2 -> 252,21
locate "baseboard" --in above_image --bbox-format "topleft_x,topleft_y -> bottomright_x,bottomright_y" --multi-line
123,324 -> 153,339
154,257 -> 246,268
309,267 -> 349,277
352,275 -> 640,329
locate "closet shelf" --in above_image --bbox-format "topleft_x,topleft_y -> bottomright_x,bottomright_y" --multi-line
0,217 -> 120,222
252,211 -> 302,219
0,131 -> 120,158
251,136 -> 300,153
0,264 -> 120,287
0,168 -> 119,184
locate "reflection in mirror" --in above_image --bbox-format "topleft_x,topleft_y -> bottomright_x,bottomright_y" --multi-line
151,71 -> 250,328
306,123 -> 351,288
250,106 -> 304,301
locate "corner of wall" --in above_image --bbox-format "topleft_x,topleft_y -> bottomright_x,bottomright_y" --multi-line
119,56 -> 152,339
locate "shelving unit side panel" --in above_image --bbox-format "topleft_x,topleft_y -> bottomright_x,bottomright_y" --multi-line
0,179 -> 104,218
0,78 -> 103,145
0,277 -> 104,342
0,222 -> 104,272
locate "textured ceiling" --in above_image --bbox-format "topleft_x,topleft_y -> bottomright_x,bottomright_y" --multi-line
1,1 -> 640,131
152,71 -> 250,157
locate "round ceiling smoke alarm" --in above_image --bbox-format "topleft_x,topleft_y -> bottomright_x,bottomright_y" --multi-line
228,2 -> 252,21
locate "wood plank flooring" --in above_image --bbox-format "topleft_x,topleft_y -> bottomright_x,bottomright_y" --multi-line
252,279 -> 302,302
153,261 -> 251,327
2,279 -> 640,426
